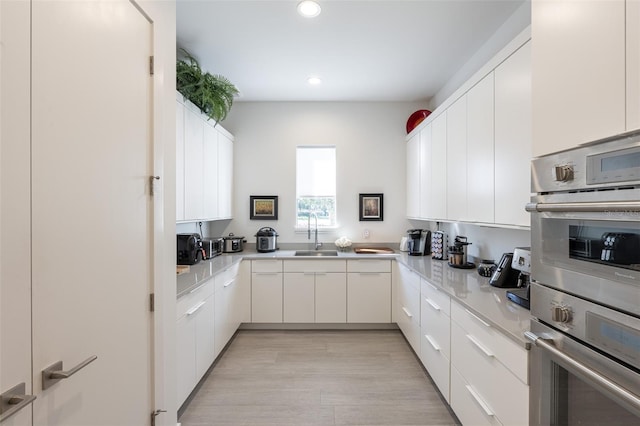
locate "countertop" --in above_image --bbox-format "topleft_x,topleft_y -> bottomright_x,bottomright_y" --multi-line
176,249 -> 531,348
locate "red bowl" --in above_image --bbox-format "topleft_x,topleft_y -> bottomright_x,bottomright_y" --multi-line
406,109 -> 432,134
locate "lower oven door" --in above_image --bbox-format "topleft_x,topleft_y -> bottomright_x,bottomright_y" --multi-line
526,320 -> 640,425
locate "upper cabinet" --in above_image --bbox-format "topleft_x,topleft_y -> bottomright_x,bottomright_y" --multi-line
176,92 -> 234,222
532,0 -> 640,157
407,33 -> 531,229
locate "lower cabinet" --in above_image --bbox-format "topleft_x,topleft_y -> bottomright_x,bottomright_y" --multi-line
315,272 -> 347,323
394,262 -> 421,353
251,260 -> 284,323
347,260 -> 392,323
214,262 -> 245,356
450,300 -> 529,426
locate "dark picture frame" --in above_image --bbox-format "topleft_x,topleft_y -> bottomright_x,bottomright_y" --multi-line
250,195 -> 278,220
359,193 -> 383,221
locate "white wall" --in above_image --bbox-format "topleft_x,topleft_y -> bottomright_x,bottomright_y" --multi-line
220,101 -> 426,246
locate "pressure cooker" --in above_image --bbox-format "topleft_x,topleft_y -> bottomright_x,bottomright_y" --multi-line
255,227 -> 278,253
222,233 -> 246,253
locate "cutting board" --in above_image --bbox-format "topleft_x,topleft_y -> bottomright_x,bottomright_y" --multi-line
353,247 -> 395,254
176,265 -> 190,275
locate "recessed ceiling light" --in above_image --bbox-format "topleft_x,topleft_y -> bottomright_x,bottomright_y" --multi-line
307,76 -> 322,85
297,1 -> 321,18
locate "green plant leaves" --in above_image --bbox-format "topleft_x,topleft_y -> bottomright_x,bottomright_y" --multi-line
176,49 -> 239,123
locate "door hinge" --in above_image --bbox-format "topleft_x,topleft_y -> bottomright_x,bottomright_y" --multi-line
149,56 -> 155,75
151,409 -> 166,426
149,293 -> 155,312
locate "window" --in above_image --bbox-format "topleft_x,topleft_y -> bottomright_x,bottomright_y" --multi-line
296,146 -> 336,228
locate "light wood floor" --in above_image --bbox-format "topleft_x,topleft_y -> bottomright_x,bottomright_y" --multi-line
179,330 -> 460,426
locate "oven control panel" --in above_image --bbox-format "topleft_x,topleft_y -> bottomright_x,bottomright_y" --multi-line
551,304 -> 573,324
554,164 -> 575,182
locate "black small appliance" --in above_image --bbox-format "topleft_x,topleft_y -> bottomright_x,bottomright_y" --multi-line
488,252 -> 520,288
177,233 -> 202,265
506,247 -> 531,309
407,229 -> 431,256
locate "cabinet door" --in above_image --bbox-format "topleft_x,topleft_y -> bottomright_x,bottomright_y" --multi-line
628,0 -> 640,132
251,273 -> 283,323
532,0 -> 625,156
467,73 -> 495,224
315,273 -> 347,323
202,122 -> 219,219
176,98 -> 185,221
214,283 -> 226,357
195,294 -> 215,382
431,112 -> 448,220
283,273 -> 315,322
419,123 -> 432,219
446,96 -> 467,222
347,273 -> 391,323
184,106 -> 204,220
176,313 -> 197,405
495,41 -> 532,227
218,131 -> 233,219
406,131 -> 421,218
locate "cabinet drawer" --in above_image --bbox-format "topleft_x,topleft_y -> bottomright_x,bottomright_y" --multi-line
252,259 -> 282,273
177,278 -> 215,319
215,262 -> 240,291
451,365 -> 503,426
398,311 -> 420,355
420,299 -> 450,359
347,259 -> 391,273
451,301 -> 528,383
451,321 -> 528,426
420,332 -> 450,403
283,259 -> 345,273
421,278 -> 450,317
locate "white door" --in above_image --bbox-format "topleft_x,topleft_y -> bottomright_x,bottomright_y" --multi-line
30,1 -> 154,424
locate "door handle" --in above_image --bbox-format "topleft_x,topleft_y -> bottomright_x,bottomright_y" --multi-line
42,355 -> 98,390
0,383 -> 36,423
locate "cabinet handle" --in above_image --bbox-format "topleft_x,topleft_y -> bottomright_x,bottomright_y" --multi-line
424,298 -> 441,311
186,301 -> 206,315
189,283 -> 206,294
465,385 -> 494,417
223,279 -> 235,288
466,334 -> 494,358
464,308 -> 491,327
255,272 -> 279,275
358,272 -> 381,275
0,382 -> 36,423
401,306 -> 413,318
425,281 -> 439,292
424,334 -> 440,351
42,356 -> 98,390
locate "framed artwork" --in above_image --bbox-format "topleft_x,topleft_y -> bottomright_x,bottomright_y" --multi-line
359,193 -> 383,221
250,195 -> 278,220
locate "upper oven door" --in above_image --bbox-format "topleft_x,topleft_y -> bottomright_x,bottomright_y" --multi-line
528,189 -> 640,317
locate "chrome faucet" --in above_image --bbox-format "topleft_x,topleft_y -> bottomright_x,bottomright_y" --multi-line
307,212 -> 323,250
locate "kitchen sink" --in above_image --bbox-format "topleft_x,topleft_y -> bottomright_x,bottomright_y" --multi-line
294,250 -> 339,257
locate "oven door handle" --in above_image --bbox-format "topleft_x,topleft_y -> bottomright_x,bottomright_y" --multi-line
526,201 -> 640,213
525,331 -> 640,413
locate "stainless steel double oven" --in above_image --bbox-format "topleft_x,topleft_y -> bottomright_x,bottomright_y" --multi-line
526,130 -> 640,425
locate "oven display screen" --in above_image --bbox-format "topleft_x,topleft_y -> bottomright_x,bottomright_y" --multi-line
586,312 -> 640,369
601,151 -> 640,172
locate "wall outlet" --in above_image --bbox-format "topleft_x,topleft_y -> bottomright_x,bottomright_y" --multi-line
363,229 -> 370,239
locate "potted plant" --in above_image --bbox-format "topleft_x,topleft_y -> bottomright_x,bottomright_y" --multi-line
176,49 -> 239,124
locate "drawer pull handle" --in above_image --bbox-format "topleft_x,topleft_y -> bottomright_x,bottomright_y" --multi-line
186,301 -> 206,315
464,308 -> 491,327
223,280 -> 234,287
0,383 -> 36,422
425,298 -> 441,311
465,385 -> 494,417
401,307 -> 413,318
424,334 -> 440,351
255,272 -> 279,276
189,283 -> 206,294
466,334 -> 494,358
42,356 -> 98,390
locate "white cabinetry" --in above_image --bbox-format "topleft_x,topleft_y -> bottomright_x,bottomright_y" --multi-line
394,262 -> 421,354
450,301 -> 528,426
420,279 -> 451,403
419,123 -> 433,218
347,260 -> 392,323
446,95 -> 468,222
431,114 -> 448,220
467,74 -> 495,224
495,41 -> 531,227
214,262 -> 245,356
251,260 -> 283,323
629,1 -> 640,131
406,132 -> 421,219
532,0 -> 628,156
176,92 -> 234,222
176,279 -> 215,405
283,260 -> 347,323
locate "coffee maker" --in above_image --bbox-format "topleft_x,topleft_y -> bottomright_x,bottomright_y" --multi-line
506,247 -> 531,309
407,229 -> 431,256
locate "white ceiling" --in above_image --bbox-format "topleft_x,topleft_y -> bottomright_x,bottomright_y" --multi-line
177,0 -> 526,102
